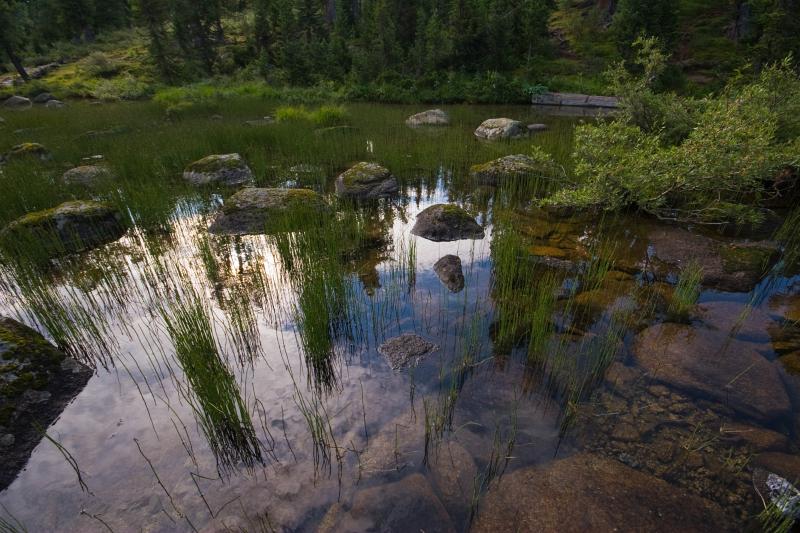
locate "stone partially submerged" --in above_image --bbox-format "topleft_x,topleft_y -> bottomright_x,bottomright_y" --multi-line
472,453 -> 736,532
434,255 -> 465,292
0,317 -> 92,490
335,162 -> 398,200
469,154 -> 546,186
406,109 -> 450,127
2,96 -> 31,109
378,333 -> 439,370
411,204 -> 485,242
0,201 -> 126,257
474,118 -> 526,140
209,188 -> 327,235
183,153 -> 254,186
631,323 -> 791,423
61,165 -> 114,187
1,143 -> 50,163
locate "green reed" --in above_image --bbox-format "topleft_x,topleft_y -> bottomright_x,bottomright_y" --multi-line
668,261 -> 703,321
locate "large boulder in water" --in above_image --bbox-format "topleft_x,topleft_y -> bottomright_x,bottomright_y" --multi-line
0,201 -> 126,257
406,109 -> 450,127
0,317 -> 92,490
61,165 -> 113,187
183,153 -> 254,186
474,118 -> 526,140
631,323 -> 791,423
45,99 -> 66,109
1,143 -> 50,163
2,96 -> 31,109
469,154 -> 545,186
209,188 -> 327,235
472,453 -> 736,532
32,93 -> 54,104
411,204 -> 484,242
319,474 -> 455,533
434,255 -> 465,292
335,162 -> 398,200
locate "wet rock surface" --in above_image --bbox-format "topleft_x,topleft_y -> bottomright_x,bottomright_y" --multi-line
469,154 -> 545,186
31,93 -> 54,104
378,333 -> 438,370
411,204 -> 484,242
472,453 -> 736,532
320,474 -> 455,533
61,164 -> 114,187
335,162 -> 398,200
45,99 -> 66,109
428,441 -> 476,527
406,109 -> 450,127
433,255 -> 465,292
0,200 -> 126,257
632,323 -> 790,423
0,317 -> 92,490
209,188 -> 327,235
183,153 -> 254,186
473,118 -> 526,140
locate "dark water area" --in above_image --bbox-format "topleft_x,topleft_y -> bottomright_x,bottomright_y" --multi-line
0,101 -> 798,532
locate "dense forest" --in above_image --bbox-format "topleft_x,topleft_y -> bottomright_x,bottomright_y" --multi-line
1,0 -> 799,101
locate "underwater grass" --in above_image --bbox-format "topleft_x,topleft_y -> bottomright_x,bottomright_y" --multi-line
668,261 -> 703,321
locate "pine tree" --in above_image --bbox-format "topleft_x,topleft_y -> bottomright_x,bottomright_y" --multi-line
0,0 -> 30,80
612,0 -> 677,56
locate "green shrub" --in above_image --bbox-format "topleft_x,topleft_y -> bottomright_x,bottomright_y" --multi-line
276,105 -> 348,126
82,52 -> 121,78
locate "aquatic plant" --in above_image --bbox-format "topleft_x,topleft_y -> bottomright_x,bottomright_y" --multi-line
668,261 -> 703,320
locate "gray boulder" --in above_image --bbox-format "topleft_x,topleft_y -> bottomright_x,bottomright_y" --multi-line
183,153 -> 254,186
335,162 -> 398,200
45,99 -> 66,109
32,93 -> 54,104
0,200 -> 126,257
434,255 -> 465,293
469,154 -> 544,186
2,96 -> 31,109
0,317 -> 92,490
411,204 -> 485,242
61,165 -> 113,187
209,188 -> 327,236
528,123 -> 548,133
406,109 -> 450,127
1,143 -> 50,163
378,333 -> 439,370
474,118 -> 526,140
632,323 -> 791,423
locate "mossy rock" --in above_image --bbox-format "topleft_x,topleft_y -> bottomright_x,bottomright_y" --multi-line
406,109 -> 450,127
720,243 -> 779,274
0,316 -> 92,490
335,162 -> 398,200
470,154 -> 545,186
183,153 -> 254,186
2,96 -> 31,109
209,187 -> 329,235
474,118 -> 526,140
61,165 -> 114,187
1,143 -> 51,163
779,351 -> 800,375
0,200 -> 126,258
411,204 -> 485,242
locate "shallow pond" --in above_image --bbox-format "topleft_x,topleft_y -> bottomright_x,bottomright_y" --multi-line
0,100 -> 798,532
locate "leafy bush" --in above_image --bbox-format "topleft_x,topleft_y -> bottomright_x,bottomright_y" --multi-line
275,105 -> 347,126
82,52 -> 121,78
544,46 -> 800,227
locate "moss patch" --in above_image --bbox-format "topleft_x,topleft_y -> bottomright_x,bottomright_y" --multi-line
720,244 -> 777,274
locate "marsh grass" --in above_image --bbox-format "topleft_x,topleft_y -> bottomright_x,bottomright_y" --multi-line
668,261 -> 703,321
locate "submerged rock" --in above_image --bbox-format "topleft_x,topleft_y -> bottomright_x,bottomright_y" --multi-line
335,162 -> 398,200
0,317 -> 92,490
411,204 -> 484,242
1,142 -> 50,163
474,118 -> 526,140
2,96 -> 31,109
45,99 -> 66,109
359,410 -> 425,476
631,323 -> 791,423
61,165 -> 113,187
428,441 -> 477,526
32,92 -> 54,104
528,123 -> 548,133
469,154 -> 546,186
320,474 -> 455,533
434,255 -> 465,292
472,453 -> 736,532
0,201 -> 126,257
378,333 -> 439,370
183,153 -> 254,186
209,188 -> 327,235
406,109 -> 450,127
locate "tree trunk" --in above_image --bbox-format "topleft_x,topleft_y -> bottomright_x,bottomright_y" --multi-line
4,44 -> 29,81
